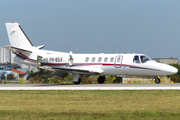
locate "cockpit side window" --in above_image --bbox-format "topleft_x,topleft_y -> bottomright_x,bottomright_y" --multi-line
133,55 -> 140,63
140,55 -> 151,63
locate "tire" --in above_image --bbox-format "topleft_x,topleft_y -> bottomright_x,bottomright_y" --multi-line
74,78 -> 81,84
155,77 -> 160,84
98,76 -> 106,84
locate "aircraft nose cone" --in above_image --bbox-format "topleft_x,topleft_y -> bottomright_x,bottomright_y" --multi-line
157,63 -> 178,75
170,66 -> 178,75
165,65 -> 178,75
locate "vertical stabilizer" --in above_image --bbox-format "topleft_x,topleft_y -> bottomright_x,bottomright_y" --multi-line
5,22 -> 33,50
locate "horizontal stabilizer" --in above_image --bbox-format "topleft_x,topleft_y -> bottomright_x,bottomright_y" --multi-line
4,45 -> 32,53
36,45 -> 45,49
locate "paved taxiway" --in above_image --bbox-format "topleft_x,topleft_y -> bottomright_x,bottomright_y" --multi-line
0,83 -> 180,90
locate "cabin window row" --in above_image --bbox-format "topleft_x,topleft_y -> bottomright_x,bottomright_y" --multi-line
85,57 -> 114,62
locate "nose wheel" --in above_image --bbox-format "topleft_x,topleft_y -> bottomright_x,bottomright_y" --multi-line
155,76 -> 161,84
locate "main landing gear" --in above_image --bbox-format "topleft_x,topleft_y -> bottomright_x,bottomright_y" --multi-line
98,76 -> 106,84
73,74 -> 106,84
154,76 -> 161,84
74,78 -> 81,84
73,74 -> 81,84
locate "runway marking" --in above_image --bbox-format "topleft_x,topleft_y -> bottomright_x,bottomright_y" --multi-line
0,87 -> 180,90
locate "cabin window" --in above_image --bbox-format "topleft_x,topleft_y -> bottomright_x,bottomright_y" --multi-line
98,57 -> 102,62
117,57 -> 121,62
92,57 -> 95,62
133,55 -> 140,63
140,55 -> 151,63
104,57 -> 108,62
85,57 -> 89,62
110,57 -> 114,62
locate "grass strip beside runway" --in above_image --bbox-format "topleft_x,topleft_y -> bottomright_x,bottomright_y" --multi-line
0,90 -> 180,119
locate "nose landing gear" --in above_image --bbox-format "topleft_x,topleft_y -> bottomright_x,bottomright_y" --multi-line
155,76 -> 161,84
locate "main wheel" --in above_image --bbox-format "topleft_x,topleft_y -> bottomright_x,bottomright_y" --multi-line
74,78 -> 81,84
98,76 -> 106,84
155,76 -> 160,84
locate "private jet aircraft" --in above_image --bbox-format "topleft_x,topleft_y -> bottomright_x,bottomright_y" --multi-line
4,22 -> 178,84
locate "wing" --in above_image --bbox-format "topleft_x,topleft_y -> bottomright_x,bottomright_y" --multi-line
53,67 -> 102,74
39,66 -> 103,77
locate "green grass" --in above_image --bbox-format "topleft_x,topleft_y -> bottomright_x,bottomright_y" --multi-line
0,90 -> 180,119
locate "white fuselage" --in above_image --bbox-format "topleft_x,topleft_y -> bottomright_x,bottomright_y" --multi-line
4,22 -> 178,83
14,48 -> 178,77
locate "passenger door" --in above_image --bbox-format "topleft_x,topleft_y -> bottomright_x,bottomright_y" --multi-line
114,55 -> 123,68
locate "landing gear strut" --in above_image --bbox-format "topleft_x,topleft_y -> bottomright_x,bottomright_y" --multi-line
98,76 -> 106,84
73,74 -> 81,84
155,76 -> 160,84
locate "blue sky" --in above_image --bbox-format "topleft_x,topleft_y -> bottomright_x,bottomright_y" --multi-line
1,1 -> 180,59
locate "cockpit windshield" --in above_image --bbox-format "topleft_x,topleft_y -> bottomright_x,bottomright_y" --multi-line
140,55 -> 151,63
133,55 -> 151,63
133,55 -> 140,63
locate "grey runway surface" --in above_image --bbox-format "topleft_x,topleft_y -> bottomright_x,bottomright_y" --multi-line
0,83 -> 180,90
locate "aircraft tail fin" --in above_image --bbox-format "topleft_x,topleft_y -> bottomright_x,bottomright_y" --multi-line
5,22 -> 33,50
